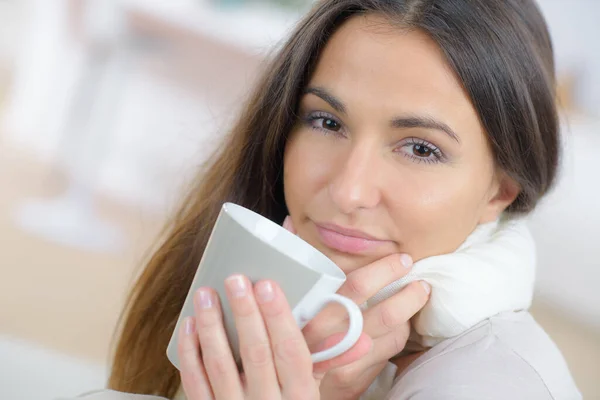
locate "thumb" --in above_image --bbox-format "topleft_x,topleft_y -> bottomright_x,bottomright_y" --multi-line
283,215 -> 296,234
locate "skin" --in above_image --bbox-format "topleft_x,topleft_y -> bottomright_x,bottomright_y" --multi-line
178,14 -> 519,400
284,15 -> 518,274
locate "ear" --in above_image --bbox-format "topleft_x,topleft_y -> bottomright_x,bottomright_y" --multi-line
478,172 -> 521,223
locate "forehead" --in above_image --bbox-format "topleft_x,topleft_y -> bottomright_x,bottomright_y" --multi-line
306,14 -> 485,147
311,15 -> 463,102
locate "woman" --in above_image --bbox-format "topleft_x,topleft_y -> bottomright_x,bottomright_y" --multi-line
69,0 -> 581,399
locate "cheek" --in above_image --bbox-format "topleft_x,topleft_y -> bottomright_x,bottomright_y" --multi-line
384,163 -> 494,256
386,172 -> 465,225
283,131 -> 333,212
396,140 -> 496,213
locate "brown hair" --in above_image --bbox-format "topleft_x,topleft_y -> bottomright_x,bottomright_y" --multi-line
108,0 -> 558,396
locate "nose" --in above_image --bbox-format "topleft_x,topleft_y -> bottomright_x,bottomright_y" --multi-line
328,143 -> 382,215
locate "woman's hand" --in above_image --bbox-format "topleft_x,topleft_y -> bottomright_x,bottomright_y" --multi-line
283,216 -> 431,400
310,256 -> 430,400
177,275 -> 371,400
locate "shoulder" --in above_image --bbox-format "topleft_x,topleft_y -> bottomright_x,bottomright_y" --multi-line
55,389 -> 168,400
387,312 -> 581,400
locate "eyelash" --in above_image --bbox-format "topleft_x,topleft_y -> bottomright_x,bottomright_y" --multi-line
400,137 -> 445,164
301,111 -> 446,164
302,111 -> 346,136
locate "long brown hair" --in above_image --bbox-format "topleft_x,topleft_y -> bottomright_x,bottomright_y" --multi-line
108,0 -> 558,396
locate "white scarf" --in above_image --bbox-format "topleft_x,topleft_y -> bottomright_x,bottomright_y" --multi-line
359,217 -> 536,400
366,217 -> 536,348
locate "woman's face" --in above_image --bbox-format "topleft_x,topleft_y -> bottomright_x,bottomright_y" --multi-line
284,15 -> 517,273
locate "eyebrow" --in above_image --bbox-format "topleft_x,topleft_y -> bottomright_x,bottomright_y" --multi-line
304,87 -> 347,114
391,116 -> 461,144
303,86 -> 461,144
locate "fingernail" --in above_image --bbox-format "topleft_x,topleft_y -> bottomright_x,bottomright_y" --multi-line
226,275 -> 248,298
420,281 -> 431,295
196,288 -> 214,309
255,281 -> 275,303
400,254 -> 413,268
184,317 -> 196,335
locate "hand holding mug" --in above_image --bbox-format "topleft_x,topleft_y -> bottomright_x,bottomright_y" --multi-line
284,216 -> 431,400
177,276 -> 370,400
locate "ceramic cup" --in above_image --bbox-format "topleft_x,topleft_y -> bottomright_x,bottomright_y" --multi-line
167,202 -> 363,368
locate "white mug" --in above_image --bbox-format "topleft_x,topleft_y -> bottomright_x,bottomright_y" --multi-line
167,202 -> 363,368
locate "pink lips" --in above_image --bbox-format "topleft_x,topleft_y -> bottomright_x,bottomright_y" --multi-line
315,222 -> 389,254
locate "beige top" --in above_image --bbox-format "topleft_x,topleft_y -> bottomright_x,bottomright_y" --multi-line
382,311 -> 581,400
59,311 -> 581,400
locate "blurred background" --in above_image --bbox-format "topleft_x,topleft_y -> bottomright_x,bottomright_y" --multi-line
0,0 -> 598,399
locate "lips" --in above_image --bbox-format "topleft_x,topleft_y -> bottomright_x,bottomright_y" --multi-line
314,222 -> 389,255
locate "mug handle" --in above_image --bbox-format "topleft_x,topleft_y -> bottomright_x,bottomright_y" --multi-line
309,293 -> 363,363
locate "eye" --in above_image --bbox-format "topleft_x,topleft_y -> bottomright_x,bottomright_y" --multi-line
397,138 -> 445,164
321,118 -> 341,131
302,111 -> 344,135
412,144 -> 432,158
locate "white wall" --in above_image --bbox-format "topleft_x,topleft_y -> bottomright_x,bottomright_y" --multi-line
529,115 -> 600,330
537,0 -> 600,115
0,0 -> 227,213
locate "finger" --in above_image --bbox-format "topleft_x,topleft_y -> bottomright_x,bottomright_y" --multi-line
283,215 -> 296,234
311,332 -> 373,377
362,281 -> 430,338
369,325 -> 413,364
225,275 -> 280,400
339,253 -> 413,304
303,253 -> 413,345
177,317 -> 215,400
313,282 -> 430,387
194,288 -> 244,400
254,280 -> 315,398
328,322 -> 412,383
314,324 -> 413,397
